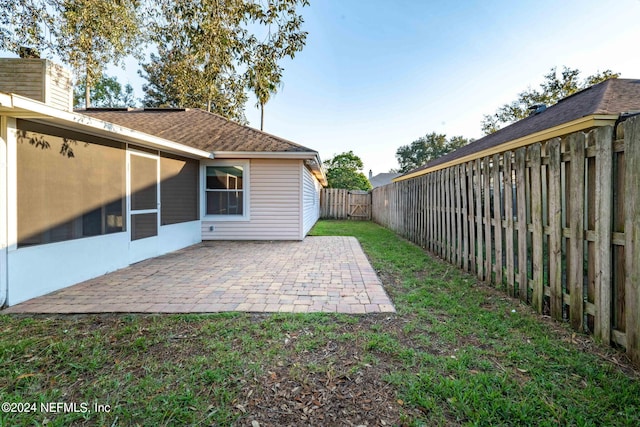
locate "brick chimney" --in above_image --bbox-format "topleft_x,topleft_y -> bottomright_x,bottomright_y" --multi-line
0,58 -> 73,111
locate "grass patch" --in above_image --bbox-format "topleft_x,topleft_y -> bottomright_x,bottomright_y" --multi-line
1,220 -> 638,426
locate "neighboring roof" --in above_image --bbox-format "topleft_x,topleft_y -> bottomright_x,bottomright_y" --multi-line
398,78 -> 640,180
369,172 -> 402,188
80,108 -> 317,154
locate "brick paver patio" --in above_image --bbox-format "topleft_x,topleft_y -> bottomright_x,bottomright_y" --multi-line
2,236 -> 395,314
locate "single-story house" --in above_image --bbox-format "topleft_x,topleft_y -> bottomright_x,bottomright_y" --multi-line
0,58 -> 326,306
368,170 -> 401,188
395,78 -> 640,181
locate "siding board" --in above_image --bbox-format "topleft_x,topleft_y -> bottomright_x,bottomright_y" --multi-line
202,159 -> 302,240
302,166 -> 321,236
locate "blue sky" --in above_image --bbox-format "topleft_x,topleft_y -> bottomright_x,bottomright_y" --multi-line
236,0 -> 640,175
12,0 -> 640,174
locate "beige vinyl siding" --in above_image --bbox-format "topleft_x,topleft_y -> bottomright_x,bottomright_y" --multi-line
302,166 -> 321,236
202,159 -> 302,240
45,61 -> 73,111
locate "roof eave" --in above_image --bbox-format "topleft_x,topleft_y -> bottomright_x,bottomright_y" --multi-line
213,150 -> 328,186
212,150 -> 318,159
393,114 -> 619,183
0,93 -> 214,159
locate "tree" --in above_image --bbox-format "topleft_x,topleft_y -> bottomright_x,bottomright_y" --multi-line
481,67 -> 620,134
0,0 -> 56,54
140,0 -> 248,118
73,74 -> 136,109
245,1 -> 308,130
140,0 -> 309,123
246,56 -> 281,130
395,133 -> 470,173
56,0 -> 142,108
0,0 -> 142,108
324,151 -> 372,191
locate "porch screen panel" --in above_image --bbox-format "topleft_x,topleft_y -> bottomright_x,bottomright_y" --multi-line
131,213 -> 158,240
16,120 -> 126,247
160,153 -> 199,225
130,154 -> 157,211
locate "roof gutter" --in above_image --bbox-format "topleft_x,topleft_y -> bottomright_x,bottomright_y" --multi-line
0,93 -> 213,159
393,114 -> 619,182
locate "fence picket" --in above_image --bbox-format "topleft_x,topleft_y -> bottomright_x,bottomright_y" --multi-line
568,133 -> 586,330
483,157 -> 493,283
454,165 -> 462,268
440,170 -> 445,258
503,151 -> 515,296
475,160 -> 484,280
530,143 -> 544,312
461,164 -> 469,271
444,168 -> 451,262
548,139 -> 563,320
594,127 -> 612,343
450,167 -> 456,263
467,162 -> 476,274
515,147 -> 528,302
492,154 -> 504,288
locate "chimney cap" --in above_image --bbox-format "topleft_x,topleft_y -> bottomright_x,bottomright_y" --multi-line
18,47 -> 40,59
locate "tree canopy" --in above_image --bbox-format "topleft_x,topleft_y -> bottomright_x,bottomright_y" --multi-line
1,0 -> 142,108
324,151 -> 372,191
73,74 -> 137,109
140,0 -> 309,123
395,133 -> 470,173
481,67 -> 619,134
1,0 -> 308,119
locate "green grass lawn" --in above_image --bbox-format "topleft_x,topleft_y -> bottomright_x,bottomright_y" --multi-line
1,220 -> 639,426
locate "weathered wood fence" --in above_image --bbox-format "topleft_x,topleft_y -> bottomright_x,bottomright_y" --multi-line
372,116 -> 640,363
320,188 -> 371,220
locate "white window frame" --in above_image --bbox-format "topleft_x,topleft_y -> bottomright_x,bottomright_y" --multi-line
202,159 -> 250,222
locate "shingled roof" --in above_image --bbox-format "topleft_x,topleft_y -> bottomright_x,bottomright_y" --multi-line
400,78 -> 640,178
79,108 -> 317,154
369,172 -> 402,188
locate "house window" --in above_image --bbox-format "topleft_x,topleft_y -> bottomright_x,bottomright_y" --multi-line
206,165 -> 245,216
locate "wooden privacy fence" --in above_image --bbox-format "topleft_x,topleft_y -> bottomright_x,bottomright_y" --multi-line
320,188 -> 371,220
372,116 -> 640,364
